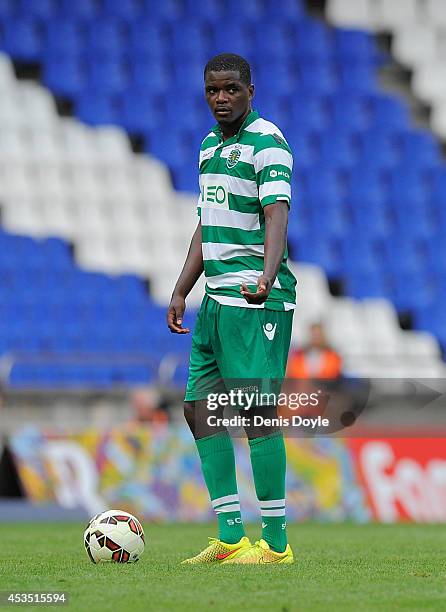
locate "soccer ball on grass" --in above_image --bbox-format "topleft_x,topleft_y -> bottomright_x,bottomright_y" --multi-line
84,509 -> 145,563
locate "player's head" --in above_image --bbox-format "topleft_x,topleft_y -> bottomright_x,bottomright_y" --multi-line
204,53 -> 254,126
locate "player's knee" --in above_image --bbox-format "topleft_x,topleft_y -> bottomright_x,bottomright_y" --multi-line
183,401 -> 195,433
244,405 -> 280,440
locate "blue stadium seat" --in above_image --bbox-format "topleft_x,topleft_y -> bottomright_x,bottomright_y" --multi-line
369,94 -> 410,130
145,127 -> 191,167
390,272 -> 436,311
76,91 -> 119,125
128,21 -> 168,60
130,59 -> 170,93
329,93 -> 370,131
295,233 -> 341,277
172,163 -> 199,192
211,23 -> 253,58
392,204 -> 435,240
347,169 -> 385,201
339,236 -> 380,274
2,17 -> 42,62
184,0 -> 225,23
44,19 -> 85,58
20,0 -> 57,19
430,167 -> 446,200
42,57 -> 86,96
307,200 -> 349,238
349,200 -> 391,238
288,93 -> 329,131
382,237 -> 425,275
0,0 -> 16,18
305,166 -> 343,202
102,0 -> 143,20
399,130 -> 440,169
318,131 -> 357,169
264,0 -> 303,19
357,130 -> 400,169
253,22 -> 295,60
170,21 -> 209,59
142,0 -> 185,21
345,270 -> 392,300
162,93 -> 206,130
338,61 -> 376,92
294,19 -> 333,60
298,60 -> 337,94
286,132 -> 319,170
388,168 -> 426,204
87,58 -> 128,93
86,18 -> 126,57
226,0 -> 265,19
117,88 -> 163,133
424,234 -> 446,274
333,29 -> 377,63
59,0 -> 98,18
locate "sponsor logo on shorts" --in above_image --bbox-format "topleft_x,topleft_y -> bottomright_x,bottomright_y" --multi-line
263,323 -> 277,340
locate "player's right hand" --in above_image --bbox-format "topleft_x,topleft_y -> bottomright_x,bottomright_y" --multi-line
167,295 -> 190,334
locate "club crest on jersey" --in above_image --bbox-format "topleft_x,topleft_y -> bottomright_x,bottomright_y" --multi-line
226,147 -> 241,169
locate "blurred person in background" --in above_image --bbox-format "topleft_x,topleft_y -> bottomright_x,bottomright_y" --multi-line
287,322 -> 342,380
129,386 -> 169,426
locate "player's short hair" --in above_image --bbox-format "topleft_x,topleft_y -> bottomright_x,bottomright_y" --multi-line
204,53 -> 251,85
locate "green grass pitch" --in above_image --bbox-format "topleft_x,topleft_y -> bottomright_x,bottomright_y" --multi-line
0,523 -> 445,611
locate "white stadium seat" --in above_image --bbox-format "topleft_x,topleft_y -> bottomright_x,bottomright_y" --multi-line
412,62 -> 446,104
374,0 -> 420,30
430,102 -> 446,139
425,0 -> 446,27
0,53 -> 16,89
393,25 -> 437,68
326,0 -> 375,29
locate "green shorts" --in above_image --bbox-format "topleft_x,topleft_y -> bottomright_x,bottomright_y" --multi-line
184,295 -> 294,403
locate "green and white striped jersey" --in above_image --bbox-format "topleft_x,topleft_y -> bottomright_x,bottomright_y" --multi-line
197,109 -> 297,311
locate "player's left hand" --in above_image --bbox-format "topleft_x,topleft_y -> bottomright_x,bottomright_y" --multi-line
240,275 -> 272,305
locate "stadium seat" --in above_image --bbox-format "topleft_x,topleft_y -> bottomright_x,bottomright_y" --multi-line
425,0 -> 446,27
392,25 -> 437,69
358,130 -> 400,169
20,0 -> 57,19
2,17 -> 42,62
76,91 -> 119,126
43,57 -> 86,97
369,95 -> 410,130
85,19 -> 126,57
374,0 -> 420,30
87,58 -> 128,93
117,89 -> 163,133
102,0 -> 143,20
329,93 -> 370,131
333,29 -> 377,63
326,0 -> 375,29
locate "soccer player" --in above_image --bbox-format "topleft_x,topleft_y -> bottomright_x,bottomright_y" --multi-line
167,53 -> 297,564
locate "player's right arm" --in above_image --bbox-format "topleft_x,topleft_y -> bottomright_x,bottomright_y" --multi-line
167,220 -> 203,334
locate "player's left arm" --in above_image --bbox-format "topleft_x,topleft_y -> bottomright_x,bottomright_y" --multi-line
240,201 -> 288,304
241,132 -> 292,305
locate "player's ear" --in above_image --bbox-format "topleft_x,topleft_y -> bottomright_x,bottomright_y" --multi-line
248,84 -> 254,101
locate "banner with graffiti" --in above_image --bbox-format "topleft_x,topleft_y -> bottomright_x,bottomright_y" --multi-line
9,425 -> 369,522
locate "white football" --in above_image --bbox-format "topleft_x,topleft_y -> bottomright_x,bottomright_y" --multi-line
84,510 -> 145,563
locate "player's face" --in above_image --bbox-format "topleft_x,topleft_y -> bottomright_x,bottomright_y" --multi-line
205,70 -> 254,126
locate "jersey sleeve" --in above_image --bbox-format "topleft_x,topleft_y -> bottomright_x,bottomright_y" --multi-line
253,134 -> 293,208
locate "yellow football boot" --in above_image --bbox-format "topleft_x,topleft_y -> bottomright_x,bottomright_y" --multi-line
181,536 -> 251,564
221,538 -> 294,564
